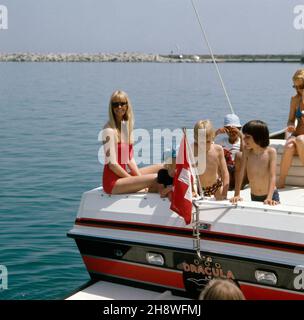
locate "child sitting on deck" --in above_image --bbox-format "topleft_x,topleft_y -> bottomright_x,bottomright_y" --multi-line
193,120 -> 229,200
215,113 -> 245,190
230,120 -> 280,205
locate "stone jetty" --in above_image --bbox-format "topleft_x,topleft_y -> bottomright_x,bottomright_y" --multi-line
0,52 -> 302,63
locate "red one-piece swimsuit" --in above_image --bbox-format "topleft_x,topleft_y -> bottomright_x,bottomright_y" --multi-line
102,142 -> 134,194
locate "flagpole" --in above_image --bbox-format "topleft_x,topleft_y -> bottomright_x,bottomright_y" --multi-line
182,128 -> 203,198
182,128 -> 203,261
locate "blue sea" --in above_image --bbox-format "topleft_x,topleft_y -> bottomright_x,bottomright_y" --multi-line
0,61 -> 300,299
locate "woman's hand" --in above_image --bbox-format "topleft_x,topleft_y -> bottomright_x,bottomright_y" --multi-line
286,125 -> 296,133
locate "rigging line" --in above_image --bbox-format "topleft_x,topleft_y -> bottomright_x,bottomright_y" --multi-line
191,0 -> 235,115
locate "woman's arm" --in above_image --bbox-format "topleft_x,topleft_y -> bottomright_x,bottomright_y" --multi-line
264,148 -> 278,205
286,97 -> 297,138
102,127 -> 131,178
128,157 -> 141,176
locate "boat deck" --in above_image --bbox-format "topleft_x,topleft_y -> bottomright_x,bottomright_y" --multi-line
67,281 -> 189,300
227,185 -> 304,210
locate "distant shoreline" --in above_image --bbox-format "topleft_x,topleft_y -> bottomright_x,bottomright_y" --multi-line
0,53 -> 303,63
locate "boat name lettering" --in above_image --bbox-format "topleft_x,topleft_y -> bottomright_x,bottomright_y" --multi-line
183,262 -> 235,279
294,265 -> 304,290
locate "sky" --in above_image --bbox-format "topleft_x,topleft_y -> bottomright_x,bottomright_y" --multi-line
0,0 -> 304,54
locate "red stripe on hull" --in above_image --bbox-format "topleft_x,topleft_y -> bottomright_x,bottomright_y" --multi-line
82,255 -> 185,290
240,283 -> 304,300
75,218 -> 304,255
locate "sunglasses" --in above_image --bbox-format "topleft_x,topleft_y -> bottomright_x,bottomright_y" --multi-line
111,101 -> 128,108
293,84 -> 304,90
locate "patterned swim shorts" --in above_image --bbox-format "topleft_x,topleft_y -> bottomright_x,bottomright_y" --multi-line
203,178 -> 223,197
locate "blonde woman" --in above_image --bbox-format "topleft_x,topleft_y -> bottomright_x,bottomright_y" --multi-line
102,90 -> 162,194
278,69 -> 304,188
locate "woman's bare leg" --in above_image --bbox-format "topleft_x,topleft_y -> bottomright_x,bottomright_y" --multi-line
111,174 -> 157,194
139,164 -> 164,175
295,135 -> 304,164
278,138 -> 296,189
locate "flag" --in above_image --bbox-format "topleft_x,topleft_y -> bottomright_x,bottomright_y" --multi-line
170,134 -> 193,225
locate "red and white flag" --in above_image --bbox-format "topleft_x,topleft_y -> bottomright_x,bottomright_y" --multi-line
170,134 -> 193,225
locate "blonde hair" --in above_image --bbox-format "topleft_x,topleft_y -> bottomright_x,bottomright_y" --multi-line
199,279 -> 245,300
194,119 -> 215,143
292,69 -> 304,83
107,90 -> 134,143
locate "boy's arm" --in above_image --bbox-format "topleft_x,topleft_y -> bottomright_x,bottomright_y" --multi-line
264,148 -> 278,205
238,131 -> 244,152
215,127 -> 227,136
230,149 -> 247,203
218,147 -> 229,199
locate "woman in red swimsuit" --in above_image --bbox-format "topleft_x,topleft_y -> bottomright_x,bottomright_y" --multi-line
102,90 -> 162,194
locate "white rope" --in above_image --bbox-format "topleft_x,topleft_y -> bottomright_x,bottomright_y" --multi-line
191,0 -> 235,115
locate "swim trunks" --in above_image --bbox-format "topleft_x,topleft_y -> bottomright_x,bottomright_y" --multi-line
250,189 -> 280,203
157,169 -> 173,187
203,178 -> 223,197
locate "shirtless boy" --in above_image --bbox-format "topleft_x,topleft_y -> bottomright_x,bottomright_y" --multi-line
194,120 -> 229,200
230,120 -> 280,205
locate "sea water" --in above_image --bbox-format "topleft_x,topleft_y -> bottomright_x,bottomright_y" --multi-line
0,62 -> 300,299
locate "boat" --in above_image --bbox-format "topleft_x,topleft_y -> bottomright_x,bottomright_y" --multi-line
67,136 -> 304,300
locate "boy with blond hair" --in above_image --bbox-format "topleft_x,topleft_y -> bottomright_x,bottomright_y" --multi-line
193,120 -> 229,200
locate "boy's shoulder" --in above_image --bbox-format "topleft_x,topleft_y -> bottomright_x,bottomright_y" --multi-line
266,146 -> 277,155
213,143 -> 224,152
213,144 -> 225,158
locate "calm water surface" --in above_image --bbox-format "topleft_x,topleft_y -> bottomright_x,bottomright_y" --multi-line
0,62 -> 300,299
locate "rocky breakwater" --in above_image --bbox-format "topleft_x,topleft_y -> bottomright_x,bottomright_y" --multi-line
0,53 -> 301,63
0,52 -> 178,63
